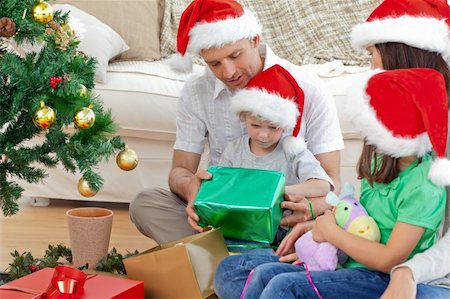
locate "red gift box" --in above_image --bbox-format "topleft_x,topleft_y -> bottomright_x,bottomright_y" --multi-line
0,267 -> 144,298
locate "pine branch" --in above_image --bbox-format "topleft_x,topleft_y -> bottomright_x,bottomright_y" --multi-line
1,245 -> 139,284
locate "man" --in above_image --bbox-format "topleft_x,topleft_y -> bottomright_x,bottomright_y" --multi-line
129,0 -> 344,244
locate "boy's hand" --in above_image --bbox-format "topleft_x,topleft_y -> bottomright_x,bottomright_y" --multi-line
280,194 -> 309,224
281,194 -> 331,225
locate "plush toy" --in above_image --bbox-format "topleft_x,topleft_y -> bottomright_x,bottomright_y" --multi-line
294,183 -> 381,271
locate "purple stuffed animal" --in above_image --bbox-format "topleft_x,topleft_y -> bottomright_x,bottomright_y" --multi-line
294,183 -> 380,271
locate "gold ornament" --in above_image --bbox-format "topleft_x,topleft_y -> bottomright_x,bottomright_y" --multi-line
32,1 -> 54,24
61,22 -> 75,36
116,146 -> 139,171
79,84 -> 88,97
33,101 -> 56,129
74,104 -> 95,129
77,177 -> 97,197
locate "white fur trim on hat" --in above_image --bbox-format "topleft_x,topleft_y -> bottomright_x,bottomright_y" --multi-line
344,69 -> 432,158
282,136 -> 306,157
428,158 -> 450,186
351,16 -> 450,62
169,53 -> 194,73
188,8 -> 262,54
231,88 -> 299,132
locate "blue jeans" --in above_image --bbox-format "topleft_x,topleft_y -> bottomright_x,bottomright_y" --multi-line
417,284 -> 450,299
214,249 -> 279,299
214,250 -> 392,299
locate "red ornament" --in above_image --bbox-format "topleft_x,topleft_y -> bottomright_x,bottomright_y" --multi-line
28,264 -> 38,273
49,76 -> 62,89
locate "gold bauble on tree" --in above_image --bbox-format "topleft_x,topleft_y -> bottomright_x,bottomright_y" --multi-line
78,84 -> 88,97
33,101 -> 56,129
77,177 -> 97,197
116,145 -> 139,171
74,104 -> 95,129
32,1 -> 54,24
61,22 -> 75,36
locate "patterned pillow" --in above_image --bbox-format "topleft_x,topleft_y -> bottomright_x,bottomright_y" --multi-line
160,0 -> 381,66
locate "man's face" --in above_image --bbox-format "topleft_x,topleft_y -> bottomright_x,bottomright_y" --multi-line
200,37 -> 263,90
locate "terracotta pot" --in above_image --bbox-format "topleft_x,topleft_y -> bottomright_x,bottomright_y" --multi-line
66,207 -> 114,269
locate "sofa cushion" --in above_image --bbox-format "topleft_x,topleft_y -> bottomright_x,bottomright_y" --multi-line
54,0 -> 163,61
53,4 -> 129,83
160,0 -> 380,66
95,59 -> 204,140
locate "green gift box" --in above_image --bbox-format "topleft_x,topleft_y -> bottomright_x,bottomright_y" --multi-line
194,166 -> 285,243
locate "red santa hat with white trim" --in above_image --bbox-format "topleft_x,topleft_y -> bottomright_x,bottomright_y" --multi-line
171,0 -> 262,73
345,68 -> 450,186
351,0 -> 450,62
230,64 -> 306,156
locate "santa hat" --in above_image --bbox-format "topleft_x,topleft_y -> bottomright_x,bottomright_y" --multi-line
351,0 -> 450,62
230,64 -> 306,156
171,0 -> 261,72
345,68 -> 450,186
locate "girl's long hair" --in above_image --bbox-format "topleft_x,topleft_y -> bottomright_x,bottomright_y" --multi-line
357,43 -> 450,185
376,42 -> 450,95
357,143 -> 399,186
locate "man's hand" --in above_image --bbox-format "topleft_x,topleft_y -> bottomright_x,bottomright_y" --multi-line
185,169 -> 211,232
276,221 -> 313,257
184,168 -> 212,203
381,267 -> 416,299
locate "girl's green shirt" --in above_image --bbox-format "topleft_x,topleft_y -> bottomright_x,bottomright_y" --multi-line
345,154 -> 447,270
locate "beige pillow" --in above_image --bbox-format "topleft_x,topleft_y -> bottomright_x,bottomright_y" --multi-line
54,0 -> 162,61
160,0 -> 380,66
54,4 -> 129,83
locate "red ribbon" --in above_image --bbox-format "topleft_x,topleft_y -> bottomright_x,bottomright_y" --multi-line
0,266 -> 91,298
45,266 -> 88,298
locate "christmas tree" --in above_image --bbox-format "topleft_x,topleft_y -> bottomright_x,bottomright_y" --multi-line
0,0 -> 137,216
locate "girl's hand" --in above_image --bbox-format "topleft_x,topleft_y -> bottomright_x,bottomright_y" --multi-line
311,210 -> 337,243
278,252 -> 299,264
276,221 -> 313,257
380,267 -> 416,299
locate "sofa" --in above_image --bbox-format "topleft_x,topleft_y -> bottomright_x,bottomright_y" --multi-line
19,0 -> 380,203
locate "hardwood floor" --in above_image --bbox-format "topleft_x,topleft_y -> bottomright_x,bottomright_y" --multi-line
0,197 -> 157,272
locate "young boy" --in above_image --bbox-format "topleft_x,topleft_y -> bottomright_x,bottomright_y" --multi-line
219,64 -> 333,196
217,65 -> 333,247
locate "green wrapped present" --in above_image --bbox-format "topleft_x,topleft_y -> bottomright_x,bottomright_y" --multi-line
194,166 -> 285,243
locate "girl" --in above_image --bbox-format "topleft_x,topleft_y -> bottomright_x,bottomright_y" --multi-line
349,0 -> 450,297
213,67 -> 449,299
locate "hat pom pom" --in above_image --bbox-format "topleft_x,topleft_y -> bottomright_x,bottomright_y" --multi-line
169,53 -> 193,73
428,158 -> 450,186
282,136 -> 306,157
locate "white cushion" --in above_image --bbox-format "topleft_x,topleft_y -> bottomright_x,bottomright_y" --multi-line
53,4 -> 129,83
